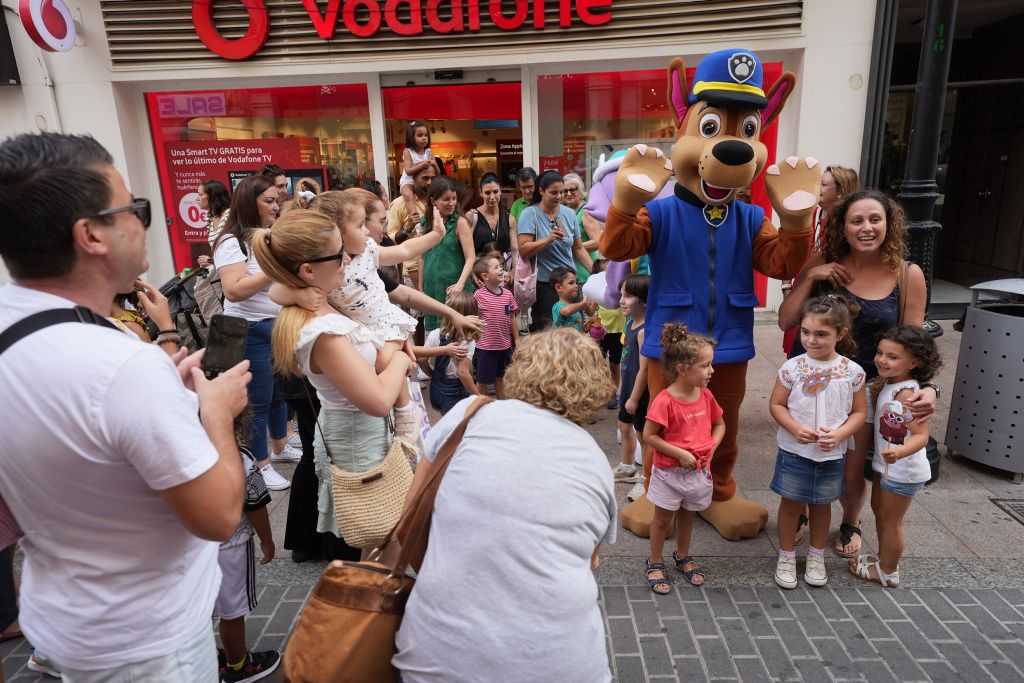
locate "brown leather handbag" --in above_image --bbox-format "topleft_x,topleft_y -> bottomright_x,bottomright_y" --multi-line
283,396 -> 494,683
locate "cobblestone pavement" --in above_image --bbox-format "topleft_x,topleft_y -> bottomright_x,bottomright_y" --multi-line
5,320 -> 1024,681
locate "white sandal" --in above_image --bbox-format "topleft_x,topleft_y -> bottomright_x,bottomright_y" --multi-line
849,554 -> 900,588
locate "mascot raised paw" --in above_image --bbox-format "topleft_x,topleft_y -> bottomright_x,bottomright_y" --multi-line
599,49 -> 820,541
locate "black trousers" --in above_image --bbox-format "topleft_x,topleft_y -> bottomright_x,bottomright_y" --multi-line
0,546 -> 17,632
530,280 -> 559,332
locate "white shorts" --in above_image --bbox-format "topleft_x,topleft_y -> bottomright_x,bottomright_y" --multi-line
53,625 -> 218,682
647,466 -> 713,512
215,537 -> 258,620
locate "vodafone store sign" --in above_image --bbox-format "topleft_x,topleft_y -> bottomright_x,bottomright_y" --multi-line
19,0 -> 77,52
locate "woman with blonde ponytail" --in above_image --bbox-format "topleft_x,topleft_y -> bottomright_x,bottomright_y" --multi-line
252,210 -> 411,555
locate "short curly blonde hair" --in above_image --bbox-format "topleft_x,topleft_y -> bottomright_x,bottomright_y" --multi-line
505,328 -> 616,425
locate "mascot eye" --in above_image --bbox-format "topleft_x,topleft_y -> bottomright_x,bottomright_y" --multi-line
699,113 -> 721,138
741,114 -> 759,139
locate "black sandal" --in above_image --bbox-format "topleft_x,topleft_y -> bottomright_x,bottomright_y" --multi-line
794,513 -> 809,545
645,559 -> 671,595
672,551 -> 705,586
835,522 -> 862,558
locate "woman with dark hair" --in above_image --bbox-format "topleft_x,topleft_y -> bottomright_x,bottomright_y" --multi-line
469,172 -> 516,262
778,189 -> 936,558
200,179 -> 231,247
420,176 -> 476,331
516,170 -> 594,330
213,174 -> 295,492
509,167 -> 537,221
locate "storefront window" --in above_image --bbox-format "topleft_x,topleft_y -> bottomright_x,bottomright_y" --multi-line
383,82 -> 522,207
146,84 -> 373,269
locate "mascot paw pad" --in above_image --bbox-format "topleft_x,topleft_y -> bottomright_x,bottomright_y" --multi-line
782,189 -> 817,212
764,156 -> 822,217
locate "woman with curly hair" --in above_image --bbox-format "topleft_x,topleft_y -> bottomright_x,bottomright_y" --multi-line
394,328 -> 618,683
778,189 -> 937,559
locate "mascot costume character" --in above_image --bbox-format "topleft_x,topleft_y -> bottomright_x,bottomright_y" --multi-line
600,49 -> 821,541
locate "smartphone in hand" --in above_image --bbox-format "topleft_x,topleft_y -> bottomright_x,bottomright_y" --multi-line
202,314 -> 248,379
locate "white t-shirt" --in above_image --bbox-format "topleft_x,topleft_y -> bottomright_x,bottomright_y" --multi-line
325,239 -> 416,342
394,398 -> 616,683
213,235 -> 280,321
777,354 -> 866,461
0,285 -> 221,671
294,314 -> 386,411
872,379 -> 930,483
424,328 -> 475,379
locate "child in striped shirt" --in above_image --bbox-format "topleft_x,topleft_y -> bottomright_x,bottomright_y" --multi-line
472,255 -> 518,399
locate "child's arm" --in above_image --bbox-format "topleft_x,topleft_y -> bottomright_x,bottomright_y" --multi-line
642,418 -> 697,468
768,378 -> 819,444
246,506 -> 275,565
817,387 -> 867,452
509,310 -> 519,349
556,296 -> 592,317
881,388 -> 930,463
389,284 -> 483,336
624,329 -> 647,414
455,355 -> 480,395
379,207 -> 446,266
268,282 -> 326,311
402,147 -> 433,175
412,343 -> 468,359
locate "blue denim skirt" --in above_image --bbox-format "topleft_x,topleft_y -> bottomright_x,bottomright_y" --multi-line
770,449 -> 845,505
878,476 -> 926,498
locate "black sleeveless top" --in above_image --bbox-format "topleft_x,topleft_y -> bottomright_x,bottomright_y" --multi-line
472,206 -> 512,256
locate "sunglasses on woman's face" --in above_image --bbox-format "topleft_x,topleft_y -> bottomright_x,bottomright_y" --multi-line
297,249 -> 346,272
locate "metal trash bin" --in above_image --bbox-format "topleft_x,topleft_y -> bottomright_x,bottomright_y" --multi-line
945,279 -> 1024,482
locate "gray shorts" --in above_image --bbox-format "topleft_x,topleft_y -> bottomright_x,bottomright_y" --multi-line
647,466 -> 713,512
215,537 -> 258,620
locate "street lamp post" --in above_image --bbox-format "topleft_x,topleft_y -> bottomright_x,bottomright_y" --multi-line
897,0 -> 957,335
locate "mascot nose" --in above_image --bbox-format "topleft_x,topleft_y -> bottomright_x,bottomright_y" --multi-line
712,140 -> 755,166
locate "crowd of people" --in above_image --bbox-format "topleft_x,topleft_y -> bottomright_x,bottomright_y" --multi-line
0,130 -> 945,682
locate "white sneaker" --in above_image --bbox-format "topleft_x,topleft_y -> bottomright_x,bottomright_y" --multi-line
775,555 -> 798,589
393,406 -> 422,446
613,463 -> 640,482
626,478 -> 645,502
261,463 -> 291,491
271,444 -> 302,463
28,651 -> 60,678
286,429 -> 302,450
804,553 -> 828,587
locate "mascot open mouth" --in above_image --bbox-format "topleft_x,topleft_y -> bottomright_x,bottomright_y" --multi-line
701,179 -> 734,202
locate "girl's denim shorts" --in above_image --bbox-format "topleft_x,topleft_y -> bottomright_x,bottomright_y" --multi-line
878,476 -> 926,498
770,449 -> 845,505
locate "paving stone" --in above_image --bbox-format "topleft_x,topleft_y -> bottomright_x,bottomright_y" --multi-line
662,617 -> 697,656
282,584 -> 311,601
614,655 -> 648,683
696,636 -> 737,679
249,584 -> 286,616
753,637 -> 798,680
783,586 -> 813,603
885,620 -> 941,661
944,619 -> 1007,662
757,587 -> 797,619
632,600 -> 665,635
830,587 -> 868,608
627,585 -> 657,602
828,619 -> 878,660
848,658 -> 897,682
740,604 -> 777,637
264,598 -> 303,635
997,588 -> 1024,607
859,588 -> 904,620
811,637 -> 856,678
871,640 -> 927,681
656,590 -> 686,617
985,661 -> 1024,682
772,618 -> 815,657
607,616 -> 640,655
602,586 -> 631,616
243,615 -> 270,640
958,603 -> 1015,639
684,601 -> 720,637
705,587 -> 739,618
793,657 -> 833,683
788,600 -> 830,635
674,655 -> 708,683
841,602 -> 894,640
890,589 -> 922,606
639,636 -> 676,677
901,604 -> 955,641
918,660 -> 962,683
995,639 -> 1024,665
941,641 -> 999,681
810,588 -> 851,619
971,588 -> 1023,622
914,588 -> 964,621
729,586 -> 758,603
734,655 -> 773,682
717,617 -> 756,656
941,587 -> 978,606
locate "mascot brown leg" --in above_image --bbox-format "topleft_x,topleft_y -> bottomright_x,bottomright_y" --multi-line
619,361 -> 767,540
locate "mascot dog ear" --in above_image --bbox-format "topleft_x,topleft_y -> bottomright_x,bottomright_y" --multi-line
666,56 -> 798,130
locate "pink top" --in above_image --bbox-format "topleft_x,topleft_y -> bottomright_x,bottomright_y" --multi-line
646,387 -> 724,471
474,286 -> 518,351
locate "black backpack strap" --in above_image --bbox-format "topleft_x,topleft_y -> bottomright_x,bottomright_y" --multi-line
0,306 -> 118,356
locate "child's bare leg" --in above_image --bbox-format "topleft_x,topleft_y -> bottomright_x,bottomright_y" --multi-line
379,340 -> 411,407
219,616 -> 247,666
618,421 -> 636,467
400,184 -> 419,223
837,422 -> 871,554
807,503 -> 831,551
609,362 -> 621,389
873,479 -> 913,575
494,376 -> 505,400
675,509 -> 696,557
648,505 -> 674,570
777,498 -> 803,553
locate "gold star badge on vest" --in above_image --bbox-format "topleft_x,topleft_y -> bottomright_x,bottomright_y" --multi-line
703,203 -> 728,228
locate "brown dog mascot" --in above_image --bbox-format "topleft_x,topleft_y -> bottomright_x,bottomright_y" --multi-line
600,49 -> 821,541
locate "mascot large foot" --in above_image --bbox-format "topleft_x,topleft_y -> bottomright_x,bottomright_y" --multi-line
620,495 -> 675,539
698,497 -> 768,541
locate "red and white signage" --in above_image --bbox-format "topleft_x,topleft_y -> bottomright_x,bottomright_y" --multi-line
19,0 -> 77,52
193,0 -> 613,61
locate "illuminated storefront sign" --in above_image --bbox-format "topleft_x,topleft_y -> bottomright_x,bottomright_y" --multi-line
193,0 -> 613,60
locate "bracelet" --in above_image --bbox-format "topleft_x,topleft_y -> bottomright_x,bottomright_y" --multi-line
156,328 -> 178,335
919,382 -> 941,399
156,333 -> 181,346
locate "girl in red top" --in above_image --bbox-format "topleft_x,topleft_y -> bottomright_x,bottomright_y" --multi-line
643,324 -> 725,593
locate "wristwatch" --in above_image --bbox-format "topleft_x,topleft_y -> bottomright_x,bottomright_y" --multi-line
920,383 -> 941,399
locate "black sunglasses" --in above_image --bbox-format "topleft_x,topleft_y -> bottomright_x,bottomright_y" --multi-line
88,198 -> 151,229
296,249 -> 346,272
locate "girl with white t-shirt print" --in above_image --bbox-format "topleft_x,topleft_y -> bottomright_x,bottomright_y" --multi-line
769,296 -> 867,590
213,175 -> 293,491
251,209 -> 411,560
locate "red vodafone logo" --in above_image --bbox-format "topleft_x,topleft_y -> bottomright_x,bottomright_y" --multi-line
193,0 -> 270,61
19,0 -> 77,52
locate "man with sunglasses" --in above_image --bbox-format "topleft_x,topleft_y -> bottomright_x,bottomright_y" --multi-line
0,133 -> 251,681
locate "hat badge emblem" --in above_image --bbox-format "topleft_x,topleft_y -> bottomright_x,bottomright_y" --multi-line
728,53 -> 756,84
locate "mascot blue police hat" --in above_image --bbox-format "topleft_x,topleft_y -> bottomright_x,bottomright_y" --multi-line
688,48 -> 768,109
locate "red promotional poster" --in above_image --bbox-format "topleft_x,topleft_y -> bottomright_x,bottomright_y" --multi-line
156,138 -> 317,268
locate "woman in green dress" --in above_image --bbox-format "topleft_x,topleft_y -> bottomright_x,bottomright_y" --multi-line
421,176 -> 476,331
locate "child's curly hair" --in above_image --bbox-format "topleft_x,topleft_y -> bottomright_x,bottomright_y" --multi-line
801,294 -> 861,358
505,328 -> 616,425
877,324 -> 942,383
660,323 -> 716,379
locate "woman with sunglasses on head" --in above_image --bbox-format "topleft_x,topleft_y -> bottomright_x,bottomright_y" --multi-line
213,174 -> 296,492
517,170 -> 594,331
561,173 -> 600,286
469,172 -> 516,262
